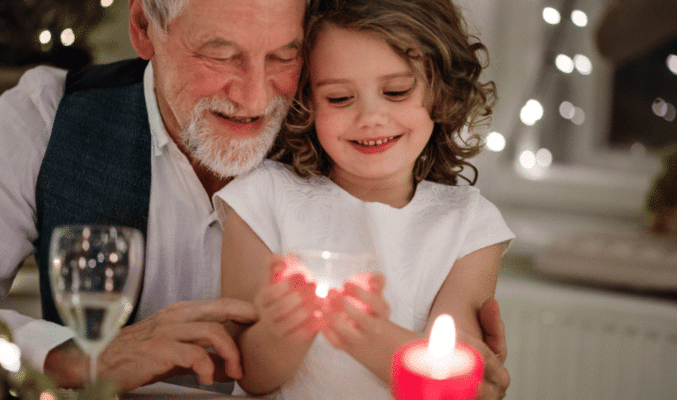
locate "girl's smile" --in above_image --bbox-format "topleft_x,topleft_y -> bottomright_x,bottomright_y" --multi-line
350,135 -> 402,154
309,24 -> 434,203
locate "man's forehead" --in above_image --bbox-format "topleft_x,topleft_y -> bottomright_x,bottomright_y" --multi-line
176,0 -> 305,42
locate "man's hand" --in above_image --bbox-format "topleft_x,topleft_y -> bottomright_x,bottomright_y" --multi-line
44,297 -> 258,393
459,298 -> 509,400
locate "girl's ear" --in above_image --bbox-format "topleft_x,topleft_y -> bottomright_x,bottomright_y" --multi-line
128,0 -> 155,60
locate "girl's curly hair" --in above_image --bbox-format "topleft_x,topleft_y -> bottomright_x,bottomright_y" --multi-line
271,0 -> 496,186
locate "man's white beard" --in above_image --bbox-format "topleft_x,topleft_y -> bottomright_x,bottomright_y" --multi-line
180,96 -> 288,178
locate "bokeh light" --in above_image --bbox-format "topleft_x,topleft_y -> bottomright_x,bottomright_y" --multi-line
559,101 -> 575,119
571,10 -> 588,27
555,54 -> 574,74
101,0 -> 114,7
0,339 -> 21,373
519,150 -> 536,169
39,30 -> 52,44
536,148 -> 553,167
60,28 -> 75,46
574,54 -> 592,75
485,132 -> 506,152
655,98 -> 677,122
520,99 -> 544,126
668,54 -> 677,75
542,7 -> 561,25
664,104 -> 676,122
653,98 -> 669,117
571,106 -> 585,125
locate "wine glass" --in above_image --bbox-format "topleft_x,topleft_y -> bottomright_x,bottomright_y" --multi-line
49,224 -> 144,383
284,249 -> 379,298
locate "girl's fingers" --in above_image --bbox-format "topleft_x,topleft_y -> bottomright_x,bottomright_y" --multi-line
343,281 -> 390,318
324,307 -> 361,344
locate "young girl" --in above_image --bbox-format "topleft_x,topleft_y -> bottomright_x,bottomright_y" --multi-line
216,0 -> 514,398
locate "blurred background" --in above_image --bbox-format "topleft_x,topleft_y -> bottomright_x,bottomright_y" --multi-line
1,0 -> 676,399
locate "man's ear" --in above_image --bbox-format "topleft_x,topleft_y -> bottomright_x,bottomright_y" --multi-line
129,0 -> 155,60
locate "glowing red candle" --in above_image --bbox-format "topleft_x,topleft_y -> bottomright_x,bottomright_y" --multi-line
392,314 -> 483,400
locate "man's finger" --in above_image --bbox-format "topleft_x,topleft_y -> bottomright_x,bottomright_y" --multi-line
159,297 -> 259,325
165,321 -> 241,374
479,298 -> 507,364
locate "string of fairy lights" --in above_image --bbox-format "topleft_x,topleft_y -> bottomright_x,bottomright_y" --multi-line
484,3 -> 677,179
484,5 -> 593,173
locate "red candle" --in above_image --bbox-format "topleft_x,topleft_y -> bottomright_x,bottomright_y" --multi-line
392,314 -> 483,400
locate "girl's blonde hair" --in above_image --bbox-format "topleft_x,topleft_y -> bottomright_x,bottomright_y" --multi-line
272,0 -> 496,186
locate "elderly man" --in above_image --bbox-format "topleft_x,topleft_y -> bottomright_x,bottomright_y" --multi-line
0,0 -> 510,397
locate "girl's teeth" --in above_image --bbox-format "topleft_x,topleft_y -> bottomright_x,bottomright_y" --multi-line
358,136 -> 395,146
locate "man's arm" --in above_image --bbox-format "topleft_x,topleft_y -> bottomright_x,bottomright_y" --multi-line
0,66 -> 75,371
44,297 -> 258,392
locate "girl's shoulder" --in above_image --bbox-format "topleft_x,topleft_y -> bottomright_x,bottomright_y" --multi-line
257,159 -> 328,187
416,180 -> 482,208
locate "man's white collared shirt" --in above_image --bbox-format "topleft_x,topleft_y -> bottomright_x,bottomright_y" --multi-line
0,63 -> 223,371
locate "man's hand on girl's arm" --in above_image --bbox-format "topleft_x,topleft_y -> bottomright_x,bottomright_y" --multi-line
458,298 -> 509,400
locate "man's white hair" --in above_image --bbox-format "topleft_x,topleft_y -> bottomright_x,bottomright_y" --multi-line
142,0 -> 189,31
142,0 -> 310,31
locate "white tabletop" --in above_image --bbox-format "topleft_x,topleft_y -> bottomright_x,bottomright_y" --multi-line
122,382 -> 258,399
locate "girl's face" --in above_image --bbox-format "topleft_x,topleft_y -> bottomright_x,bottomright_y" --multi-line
309,24 -> 435,189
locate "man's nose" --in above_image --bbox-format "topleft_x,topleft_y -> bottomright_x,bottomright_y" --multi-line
227,63 -> 270,114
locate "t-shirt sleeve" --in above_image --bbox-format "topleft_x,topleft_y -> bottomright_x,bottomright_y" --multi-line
214,162 -> 281,252
458,195 -> 515,259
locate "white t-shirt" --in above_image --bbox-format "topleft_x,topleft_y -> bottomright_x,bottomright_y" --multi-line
216,160 -> 515,400
0,63 -> 223,372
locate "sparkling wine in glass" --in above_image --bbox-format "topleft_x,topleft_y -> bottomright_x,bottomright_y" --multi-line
49,225 -> 144,383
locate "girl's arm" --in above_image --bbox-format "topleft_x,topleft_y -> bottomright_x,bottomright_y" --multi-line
322,242 -> 507,384
221,206 -> 320,395
425,241 -> 508,338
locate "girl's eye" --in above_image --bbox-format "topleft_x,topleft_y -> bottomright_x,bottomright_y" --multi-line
384,87 -> 414,99
327,96 -> 353,104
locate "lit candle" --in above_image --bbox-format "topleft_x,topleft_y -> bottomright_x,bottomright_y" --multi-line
391,314 -> 483,400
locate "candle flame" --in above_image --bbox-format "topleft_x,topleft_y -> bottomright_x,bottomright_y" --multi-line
428,314 -> 456,359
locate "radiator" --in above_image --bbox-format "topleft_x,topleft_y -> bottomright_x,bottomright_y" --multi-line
495,275 -> 677,400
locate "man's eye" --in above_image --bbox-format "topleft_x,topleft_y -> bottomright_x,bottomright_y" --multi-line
209,54 -> 240,63
269,51 -> 300,63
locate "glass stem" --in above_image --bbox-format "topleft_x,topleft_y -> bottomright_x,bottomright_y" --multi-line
90,353 -> 97,383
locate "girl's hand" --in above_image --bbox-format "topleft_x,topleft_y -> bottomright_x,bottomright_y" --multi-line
321,273 -> 391,352
255,257 -> 322,343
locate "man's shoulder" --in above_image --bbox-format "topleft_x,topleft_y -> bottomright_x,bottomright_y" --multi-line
65,58 -> 149,94
12,65 -> 67,99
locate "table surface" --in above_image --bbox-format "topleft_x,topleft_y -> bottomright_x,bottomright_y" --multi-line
122,382 -> 260,399
57,383 -> 260,400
